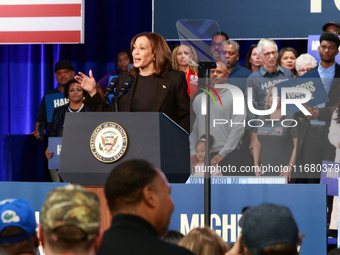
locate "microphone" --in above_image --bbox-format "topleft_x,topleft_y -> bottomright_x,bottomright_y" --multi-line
104,77 -> 119,99
115,77 -> 134,103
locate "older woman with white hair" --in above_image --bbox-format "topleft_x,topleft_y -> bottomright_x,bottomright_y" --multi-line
295,53 -> 318,76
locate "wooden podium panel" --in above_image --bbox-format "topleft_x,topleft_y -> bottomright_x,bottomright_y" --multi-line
84,186 -> 111,231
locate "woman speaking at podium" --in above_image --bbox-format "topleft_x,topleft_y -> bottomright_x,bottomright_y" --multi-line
75,32 -> 190,132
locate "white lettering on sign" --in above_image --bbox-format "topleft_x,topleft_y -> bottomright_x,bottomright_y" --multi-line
311,0 -> 340,13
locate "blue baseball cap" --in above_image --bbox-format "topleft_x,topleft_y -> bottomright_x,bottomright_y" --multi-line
0,198 -> 37,244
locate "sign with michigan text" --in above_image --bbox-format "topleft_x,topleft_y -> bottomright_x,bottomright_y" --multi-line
169,184 -> 326,255
45,92 -> 68,123
154,1 -> 340,39
276,72 -> 329,115
320,160 -> 340,196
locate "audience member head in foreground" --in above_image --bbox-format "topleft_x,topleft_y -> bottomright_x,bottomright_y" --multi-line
40,184 -> 102,255
104,159 -> 174,236
227,203 -> 302,255
0,198 -> 39,255
179,227 -> 230,255
99,159 -> 193,255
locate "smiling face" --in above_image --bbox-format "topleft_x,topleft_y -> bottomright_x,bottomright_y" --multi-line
280,51 -> 296,71
68,83 -> 84,104
176,45 -> 193,68
132,36 -> 155,75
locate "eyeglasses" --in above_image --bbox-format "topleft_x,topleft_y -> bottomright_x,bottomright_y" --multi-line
331,30 -> 340,35
262,51 -> 278,58
298,69 -> 308,75
211,42 -> 222,48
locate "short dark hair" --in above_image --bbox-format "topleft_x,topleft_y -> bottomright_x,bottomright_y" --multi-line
104,159 -> 158,212
320,32 -> 340,48
63,79 -> 85,99
212,31 -> 229,41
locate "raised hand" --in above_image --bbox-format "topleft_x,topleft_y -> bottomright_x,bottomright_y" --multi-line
74,70 -> 97,97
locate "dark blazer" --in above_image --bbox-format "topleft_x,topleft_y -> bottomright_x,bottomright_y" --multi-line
85,69 -> 190,132
97,214 -> 194,255
49,103 -> 92,137
295,63 -> 340,161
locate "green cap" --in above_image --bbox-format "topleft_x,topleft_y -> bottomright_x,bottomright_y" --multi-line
41,184 -> 100,240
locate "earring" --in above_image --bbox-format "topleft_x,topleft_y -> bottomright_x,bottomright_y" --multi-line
153,58 -> 155,61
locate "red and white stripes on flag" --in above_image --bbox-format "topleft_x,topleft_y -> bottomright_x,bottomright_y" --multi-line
0,0 -> 84,44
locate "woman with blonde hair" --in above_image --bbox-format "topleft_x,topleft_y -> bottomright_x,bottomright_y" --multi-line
178,227 -> 230,255
171,44 -> 199,99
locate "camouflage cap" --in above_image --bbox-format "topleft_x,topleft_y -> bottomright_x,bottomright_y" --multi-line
41,184 -> 100,240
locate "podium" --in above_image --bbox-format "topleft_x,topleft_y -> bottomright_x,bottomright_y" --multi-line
59,112 -> 190,185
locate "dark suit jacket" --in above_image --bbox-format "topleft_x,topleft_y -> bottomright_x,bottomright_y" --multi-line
295,63 -> 340,162
49,103 -> 92,137
97,214 -> 194,255
84,69 -> 190,132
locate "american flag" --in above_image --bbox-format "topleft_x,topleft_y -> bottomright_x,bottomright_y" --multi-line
0,0 -> 84,44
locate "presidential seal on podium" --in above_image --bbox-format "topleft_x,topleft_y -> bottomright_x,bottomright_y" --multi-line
90,122 -> 128,163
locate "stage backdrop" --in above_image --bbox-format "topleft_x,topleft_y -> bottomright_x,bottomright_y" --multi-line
154,0 -> 340,39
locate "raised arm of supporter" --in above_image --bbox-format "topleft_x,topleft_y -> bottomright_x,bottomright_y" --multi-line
75,70 -> 97,97
279,137 -> 297,181
253,133 -> 262,176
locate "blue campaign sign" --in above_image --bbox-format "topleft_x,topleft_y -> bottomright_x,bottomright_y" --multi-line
308,35 -> 340,64
320,160 -> 340,196
45,93 -> 68,123
169,184 -> 326,255
48,137 -> 62,169
154,1 -> 340,39
276,72 -> 329,115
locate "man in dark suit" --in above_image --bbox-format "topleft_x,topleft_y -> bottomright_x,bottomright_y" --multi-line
296,32 -> 340,183
97,159 -> 193,255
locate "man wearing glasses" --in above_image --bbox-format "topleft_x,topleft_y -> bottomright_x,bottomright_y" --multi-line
246,39 -> 293,110
210,31 -> 229,61
323,20 -> 340,35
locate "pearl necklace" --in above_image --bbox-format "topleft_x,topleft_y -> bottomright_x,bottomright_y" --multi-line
68,103 -> 84,113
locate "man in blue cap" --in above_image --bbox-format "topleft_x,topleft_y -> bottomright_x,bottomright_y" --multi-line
0,198 -> 38,255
